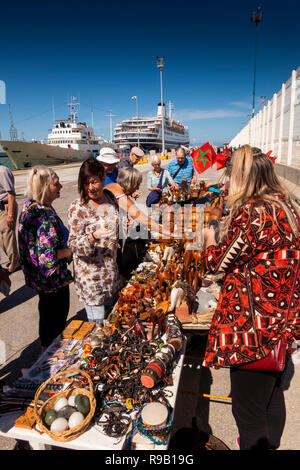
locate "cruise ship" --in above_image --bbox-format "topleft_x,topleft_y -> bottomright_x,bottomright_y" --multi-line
113,103 -> 189,151
0,100 -> 106,169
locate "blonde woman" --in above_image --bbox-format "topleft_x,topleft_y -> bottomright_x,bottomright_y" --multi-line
202,145 -> 300,450
18,166 -> 72,350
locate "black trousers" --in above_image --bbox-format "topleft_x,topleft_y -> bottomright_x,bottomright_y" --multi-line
38,285 -> 70,348
230,368 -> 286,450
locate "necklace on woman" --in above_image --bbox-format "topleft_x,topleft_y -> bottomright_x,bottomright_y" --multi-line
154,169 -> 161,177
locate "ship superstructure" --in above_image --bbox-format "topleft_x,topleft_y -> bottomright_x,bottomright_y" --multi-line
113,103 -> 189,151
0,99 -> 106,169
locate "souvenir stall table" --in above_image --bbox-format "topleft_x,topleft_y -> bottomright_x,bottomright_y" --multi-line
0,258 -> 188,451
0,181 -> 225,450
0,330 -> 186,450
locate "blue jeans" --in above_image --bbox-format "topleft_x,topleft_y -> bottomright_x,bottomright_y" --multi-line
84,304 -> 105,325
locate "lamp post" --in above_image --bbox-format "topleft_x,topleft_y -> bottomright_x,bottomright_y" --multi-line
131,95 -> 139,118
131,96 -> 140,148
250,6 -> 263,118
157,56 -> 166,155
105,109 -> 116,143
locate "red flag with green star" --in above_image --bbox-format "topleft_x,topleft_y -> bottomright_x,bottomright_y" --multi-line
266,150 -> 277,164
191,142 -> 216,174
215,145 -> 231,170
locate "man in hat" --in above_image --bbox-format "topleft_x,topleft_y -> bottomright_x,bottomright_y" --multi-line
118,146 -> 145,169
117,146 -> 144,199
96,147 -> 120,186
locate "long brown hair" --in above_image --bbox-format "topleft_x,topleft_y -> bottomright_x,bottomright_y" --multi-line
221,145 -> 299,239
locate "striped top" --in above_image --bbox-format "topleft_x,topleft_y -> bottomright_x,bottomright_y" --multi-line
167,156 -> 194,184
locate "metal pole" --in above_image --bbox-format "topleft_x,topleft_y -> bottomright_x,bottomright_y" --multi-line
250,7 -> 263,119
136,97 -> 140,148
109,111 -> 112,142
252,23 -> 258,118
160,69 -> 165,155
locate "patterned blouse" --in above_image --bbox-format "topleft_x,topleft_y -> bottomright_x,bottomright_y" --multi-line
18,199 -> 73,293
202,195 -> 300,369
68,189 -> 121,306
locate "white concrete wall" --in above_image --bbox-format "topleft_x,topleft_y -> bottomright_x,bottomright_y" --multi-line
229,66 -> 300,169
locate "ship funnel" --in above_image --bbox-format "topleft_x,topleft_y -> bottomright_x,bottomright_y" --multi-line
157,103 -> 165,117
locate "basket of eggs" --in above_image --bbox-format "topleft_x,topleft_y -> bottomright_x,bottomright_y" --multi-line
33,368 -> 96,442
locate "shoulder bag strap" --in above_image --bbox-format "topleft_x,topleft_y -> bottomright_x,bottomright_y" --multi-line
157,169 -> 165,190
20,202 -> 38,223
172,164 -> 183,180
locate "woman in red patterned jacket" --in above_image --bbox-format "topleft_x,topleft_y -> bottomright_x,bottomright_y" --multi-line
203,145 -> 299,450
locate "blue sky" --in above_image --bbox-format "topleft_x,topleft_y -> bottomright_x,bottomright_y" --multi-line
0,0 -> 299,146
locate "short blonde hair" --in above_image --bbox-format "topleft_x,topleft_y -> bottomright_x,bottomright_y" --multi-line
151,155 -> 161,167
26,165 -> 57,205
117,167 -> 142,195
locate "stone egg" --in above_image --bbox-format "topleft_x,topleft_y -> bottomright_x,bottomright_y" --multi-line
68,411 -> 84,429
44,409 -> 57,427
54,397 -> 68,412
50,417 -> 68,433
74,394 -> 90,415
68,395 -> 76,407
57,405 -> 77,420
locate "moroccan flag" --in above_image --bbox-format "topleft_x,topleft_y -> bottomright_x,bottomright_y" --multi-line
215,145 -> 231,170
266,150 -> 277,164
191,142 -> 216,174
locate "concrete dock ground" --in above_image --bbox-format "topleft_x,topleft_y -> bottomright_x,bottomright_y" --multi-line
0,160 -> 299,450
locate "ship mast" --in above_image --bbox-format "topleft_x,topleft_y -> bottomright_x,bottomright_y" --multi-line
168,100 -> 174,120
8,104 -> 18,141
68,96 -> 80,123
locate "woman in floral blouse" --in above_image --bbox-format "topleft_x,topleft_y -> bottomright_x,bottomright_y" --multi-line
203,145 -> 300,450
18,166 -> 73,350
68,158 -> 121,325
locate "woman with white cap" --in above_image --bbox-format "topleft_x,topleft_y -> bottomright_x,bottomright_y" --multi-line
96,147 -> 120,186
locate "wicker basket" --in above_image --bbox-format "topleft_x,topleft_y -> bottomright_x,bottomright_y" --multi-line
34,368 -> 96,442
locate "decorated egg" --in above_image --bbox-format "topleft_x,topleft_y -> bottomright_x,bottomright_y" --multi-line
44,409 -> 57,427
50,417 -> 68,433
57,406 -> 77,420
68,411 -> 84,429
74,394 -> 90,415
54,397 -> 68,412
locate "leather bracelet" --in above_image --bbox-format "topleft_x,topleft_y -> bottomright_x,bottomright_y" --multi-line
88,233 -> 96,245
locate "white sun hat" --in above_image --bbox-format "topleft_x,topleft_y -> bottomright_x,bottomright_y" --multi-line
96,147 -> 119,164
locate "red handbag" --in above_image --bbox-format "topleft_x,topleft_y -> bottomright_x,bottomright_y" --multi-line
238,255 -> 299,372
238,337 -> 286,371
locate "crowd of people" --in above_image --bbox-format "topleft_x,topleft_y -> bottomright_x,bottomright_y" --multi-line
0,144 -> 299,450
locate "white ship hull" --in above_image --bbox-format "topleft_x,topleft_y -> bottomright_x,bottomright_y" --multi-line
0,140 -> 95,169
